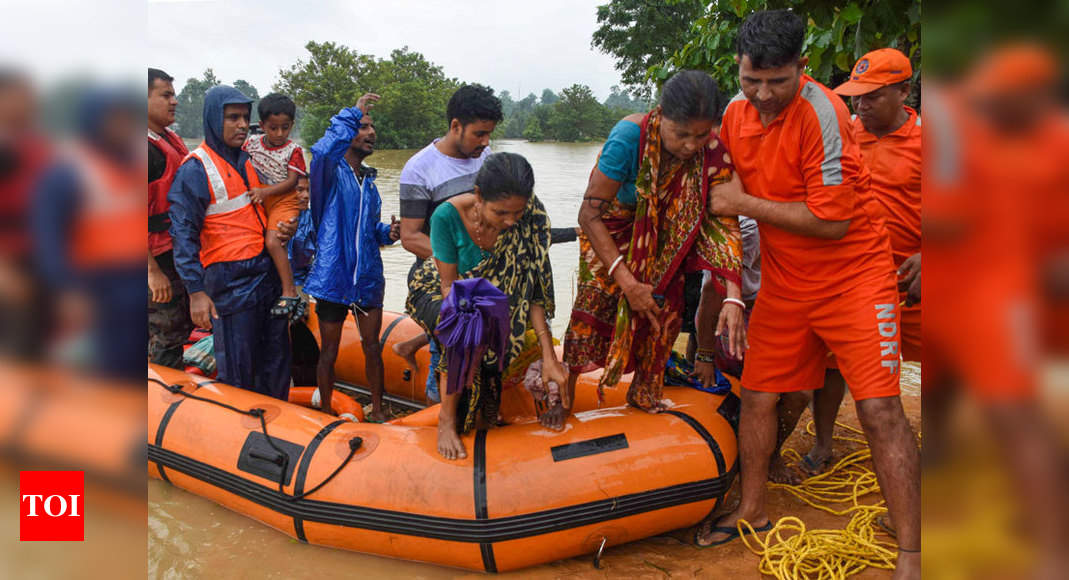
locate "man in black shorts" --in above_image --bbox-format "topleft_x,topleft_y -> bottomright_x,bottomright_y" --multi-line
304,93 -> 400,420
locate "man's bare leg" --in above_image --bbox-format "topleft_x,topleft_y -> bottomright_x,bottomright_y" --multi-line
855,395 -> 920,580
804,369 -> 847,475
768,390 -> 812,485
986,403 -> 1067,580
315,318 -> 345,416
355,307 -> 386,422
696,388 -> 778,545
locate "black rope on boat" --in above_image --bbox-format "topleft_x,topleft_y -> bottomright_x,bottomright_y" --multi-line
287,436 -> 362,501
149,378 -> 362,499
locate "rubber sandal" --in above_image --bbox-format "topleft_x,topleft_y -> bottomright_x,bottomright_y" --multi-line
271,296 -> 299,318
694,518 -> 772,548
800,453 -> 830,476
289,296 -> 308,323
875,515 -> 897,538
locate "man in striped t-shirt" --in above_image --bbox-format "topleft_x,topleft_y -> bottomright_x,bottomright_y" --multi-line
393,85 -> 502,402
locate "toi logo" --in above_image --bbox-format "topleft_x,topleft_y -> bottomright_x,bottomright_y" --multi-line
19,471 -> 84,541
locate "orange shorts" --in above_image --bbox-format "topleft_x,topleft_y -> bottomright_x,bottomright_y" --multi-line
924,286 -> 1037,402
826,299 -> 920,370
742,273 -> 902,401
900,303 -> 921,362
264,192 -> 302,232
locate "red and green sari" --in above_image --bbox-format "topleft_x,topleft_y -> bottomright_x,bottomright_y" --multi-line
563,108 -> 742,410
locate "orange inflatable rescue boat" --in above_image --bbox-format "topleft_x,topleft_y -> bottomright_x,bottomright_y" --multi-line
148,359 -> 739,572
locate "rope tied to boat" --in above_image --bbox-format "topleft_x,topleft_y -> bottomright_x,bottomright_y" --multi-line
149,378 -> 362,501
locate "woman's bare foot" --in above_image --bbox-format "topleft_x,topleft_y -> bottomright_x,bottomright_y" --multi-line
628,393 -> 669,414
768,453 -> 803,485
539,403 -> 569,431
437,421 -> 467,460
392,342 -> 420,373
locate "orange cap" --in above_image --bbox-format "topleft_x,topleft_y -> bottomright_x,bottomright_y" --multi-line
964,43 -> 1059,97
833,48 -> 913,96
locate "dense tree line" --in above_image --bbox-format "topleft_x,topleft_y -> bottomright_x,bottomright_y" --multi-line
173,43 -> 651,147
174,69 -> 265,139
497,85 -> 649,142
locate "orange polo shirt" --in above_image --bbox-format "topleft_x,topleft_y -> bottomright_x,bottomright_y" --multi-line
720,75 -> 894,301
853,107 -> 922,268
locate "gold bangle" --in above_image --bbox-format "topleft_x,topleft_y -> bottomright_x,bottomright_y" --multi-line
536,329 -> 549,338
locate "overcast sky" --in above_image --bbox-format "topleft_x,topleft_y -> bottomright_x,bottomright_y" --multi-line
147,0 -> 627,101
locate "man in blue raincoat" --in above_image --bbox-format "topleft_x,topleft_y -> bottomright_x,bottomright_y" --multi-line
304,93 -> 400,420
168,85 -> 294,400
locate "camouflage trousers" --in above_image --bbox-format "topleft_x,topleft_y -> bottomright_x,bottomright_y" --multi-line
148,252 -> 194,369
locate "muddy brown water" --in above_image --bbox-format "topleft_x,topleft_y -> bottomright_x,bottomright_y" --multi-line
155,139 -> 919,578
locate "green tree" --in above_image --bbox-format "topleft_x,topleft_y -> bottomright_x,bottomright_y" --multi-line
604,84 -> 650,113
275,41 -> 378,146
232,79 -> 260,122
175,69 -> 221,139
276,42 -> 460,149
522,118 -> 544,142
546,84 -> 603,141
498,90 -> 515,118
540,88 -> 559,105
649,1 -> 921,97
591,0 -> 706,100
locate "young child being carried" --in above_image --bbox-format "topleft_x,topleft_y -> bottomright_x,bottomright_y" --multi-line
243,92 -> 307,319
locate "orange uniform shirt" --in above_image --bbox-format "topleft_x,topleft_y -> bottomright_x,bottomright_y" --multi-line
720,75 -> 894,300
853,107 -> 921,268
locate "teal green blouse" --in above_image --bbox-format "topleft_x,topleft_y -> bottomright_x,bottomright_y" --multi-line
430,201 -> 489,273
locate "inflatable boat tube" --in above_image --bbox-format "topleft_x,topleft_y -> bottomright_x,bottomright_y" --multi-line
148,363 -> 739,572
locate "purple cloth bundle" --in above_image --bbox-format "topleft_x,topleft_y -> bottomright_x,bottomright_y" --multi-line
435,278 -> 510,396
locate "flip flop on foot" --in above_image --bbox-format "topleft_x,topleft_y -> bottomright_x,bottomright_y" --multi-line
875,515 -> 897,538
288,296 -> 309,323
694,516 -> 772,548
800,452 -> 831,477
271,296 -> 299,318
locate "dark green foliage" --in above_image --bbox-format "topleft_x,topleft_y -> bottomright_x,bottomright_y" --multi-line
647,1 -> 921,97
275,42 -> 461,150
591,0 -> 707,100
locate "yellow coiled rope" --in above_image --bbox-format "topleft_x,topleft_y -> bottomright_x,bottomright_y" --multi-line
735,421 -> 904,579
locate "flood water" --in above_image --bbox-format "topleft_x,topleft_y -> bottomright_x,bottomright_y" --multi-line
152,139 -> 920,578
373,139 -> 596,337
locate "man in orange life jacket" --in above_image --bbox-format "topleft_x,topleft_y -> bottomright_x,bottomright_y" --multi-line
147,68 -> 194,369
168,86 -> 290,399
31,88 -> 144,380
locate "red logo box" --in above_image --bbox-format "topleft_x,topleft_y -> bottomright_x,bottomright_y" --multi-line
19,471 -> 84,541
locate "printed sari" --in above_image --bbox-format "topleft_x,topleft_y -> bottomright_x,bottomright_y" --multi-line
406,196 -> 555,432
563,108 -> 742,410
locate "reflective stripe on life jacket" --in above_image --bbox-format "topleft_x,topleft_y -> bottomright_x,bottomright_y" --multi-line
184,143 -> 266,268
148,128 -> 188,256
68,143 -> 145,268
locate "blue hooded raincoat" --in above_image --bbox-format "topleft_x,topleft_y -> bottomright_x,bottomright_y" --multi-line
166,85 -> 289,400
303,107 -> 395,309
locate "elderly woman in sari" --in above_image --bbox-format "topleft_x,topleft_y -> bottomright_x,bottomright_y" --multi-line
407,152 -> 566,459
541,70 -> 745,429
